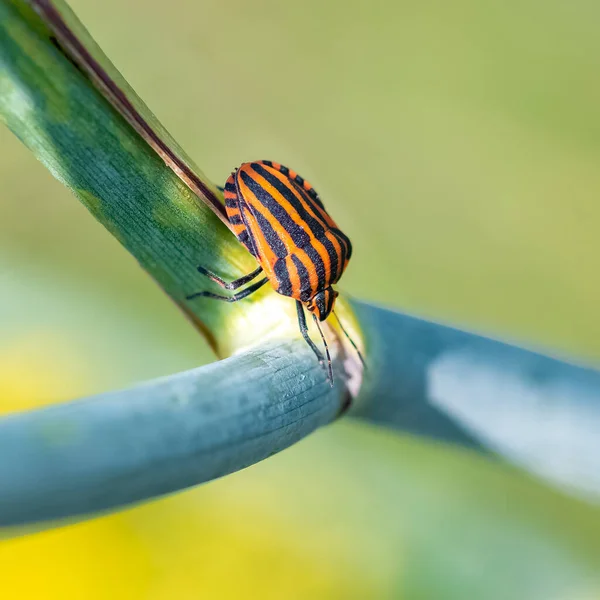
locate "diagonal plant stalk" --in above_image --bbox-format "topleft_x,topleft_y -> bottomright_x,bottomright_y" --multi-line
0,0 -> 305,358
0,0 -> 599,536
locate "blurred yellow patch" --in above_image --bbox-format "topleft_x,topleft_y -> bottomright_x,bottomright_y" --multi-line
1,518 -> 155,599
0,331 -> 88,414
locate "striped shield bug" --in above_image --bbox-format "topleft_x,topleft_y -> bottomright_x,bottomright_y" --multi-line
187,160 -> 364,385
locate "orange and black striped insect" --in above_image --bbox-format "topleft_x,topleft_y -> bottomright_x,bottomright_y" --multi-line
187,160 -> 363,384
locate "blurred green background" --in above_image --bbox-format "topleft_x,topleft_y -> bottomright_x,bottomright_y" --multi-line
1,0 -> 599,598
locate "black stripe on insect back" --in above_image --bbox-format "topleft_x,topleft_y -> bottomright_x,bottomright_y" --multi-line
287,170 -> 327,213
300,183 -> 325,210
334,228 -> 352,252
239,170 -> 311,247
241,198 -> 288,258
225,178 -> 236,191
303,241 -> 328,293
291,255 -> 313,303
334,231 -> 346,268
318,234 -> 340,283
333,228 -> 352,263
250,163 -> 326,239
237,230 -> 252,251
273,258 -> 293,296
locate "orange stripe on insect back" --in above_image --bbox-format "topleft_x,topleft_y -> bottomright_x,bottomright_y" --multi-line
267,167 -> 335,230
262,167 -> 342,284
251,167 -> 326,248
236,175 -> 297,257
300,186 -> 339,230
230,222 -> 246,235
315,204 -> 338,230
263,168 -> 350,283
248,166 -> 318,235
250,166 -> 334,284
290,182 -> 350,266
241,205 -> 278,279
286,176 -> 340,231
240,169 -> 308,255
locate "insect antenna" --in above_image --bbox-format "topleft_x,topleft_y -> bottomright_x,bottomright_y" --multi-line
312,314 -> 333,386
332,310 -> 366,369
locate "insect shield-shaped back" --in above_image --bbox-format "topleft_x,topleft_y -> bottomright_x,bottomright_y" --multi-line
188,160 -> 361,386
223,160 -> 353,305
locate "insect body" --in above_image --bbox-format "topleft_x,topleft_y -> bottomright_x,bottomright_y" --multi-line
187,160 -> 361,384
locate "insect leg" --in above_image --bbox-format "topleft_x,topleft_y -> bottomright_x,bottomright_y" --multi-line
187,277 -> 268,302
195,265 -> 263,290
332,310 -> 366,369
312,314 -> 333,386
296,301 -> 326,370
